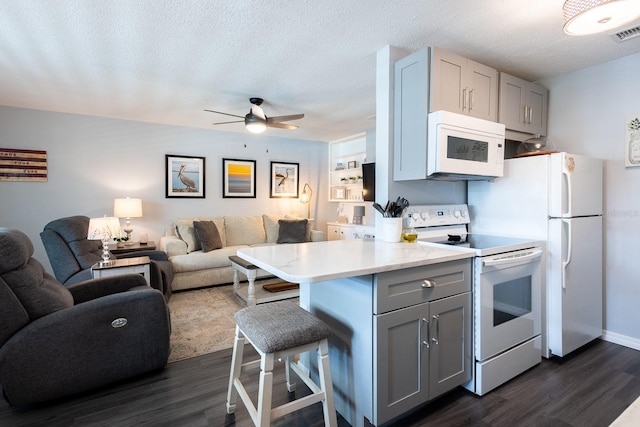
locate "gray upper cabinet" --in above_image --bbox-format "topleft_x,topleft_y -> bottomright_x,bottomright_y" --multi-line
498,72 -> 548,137
393,48 -> 429,181
430,47 -> 498,122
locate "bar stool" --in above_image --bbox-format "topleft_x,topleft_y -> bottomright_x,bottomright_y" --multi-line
226,300 -> 337,426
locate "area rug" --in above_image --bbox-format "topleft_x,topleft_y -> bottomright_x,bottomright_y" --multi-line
167,279 -> 297,363
610,395 -> 640,426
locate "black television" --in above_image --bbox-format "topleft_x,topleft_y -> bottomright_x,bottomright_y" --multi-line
362,162 -> 375,202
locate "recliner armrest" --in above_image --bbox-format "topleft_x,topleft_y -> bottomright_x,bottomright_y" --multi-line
67,274 -> 148,303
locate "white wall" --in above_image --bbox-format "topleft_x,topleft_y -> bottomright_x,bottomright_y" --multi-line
0,106 -> 329,275
540,52 -> 640,349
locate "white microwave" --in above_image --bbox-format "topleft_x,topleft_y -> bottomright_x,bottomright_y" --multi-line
427,110 -> 505,180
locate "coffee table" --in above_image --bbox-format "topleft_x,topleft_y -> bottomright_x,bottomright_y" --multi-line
229,255 -> 299,306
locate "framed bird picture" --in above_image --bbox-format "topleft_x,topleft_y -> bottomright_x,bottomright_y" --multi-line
165,154 -> 205,198
223,158 -> 256,198
270,161 -> 299,198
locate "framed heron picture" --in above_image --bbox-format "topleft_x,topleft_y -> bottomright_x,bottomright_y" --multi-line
270,161 -> 299,198
223,158 -> 256,198
166,154 -> 205,198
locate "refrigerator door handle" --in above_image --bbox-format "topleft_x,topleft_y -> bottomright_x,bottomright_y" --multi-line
563,156 -> 573,217
562,219 -> 573,289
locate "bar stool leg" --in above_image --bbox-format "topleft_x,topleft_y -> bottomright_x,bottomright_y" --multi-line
285,356 -> 296,392
317,339 -> 338,427
257,353 -> 275,426
226,325 -> 245,414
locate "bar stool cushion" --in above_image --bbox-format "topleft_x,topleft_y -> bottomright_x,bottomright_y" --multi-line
234,301 -> 331,354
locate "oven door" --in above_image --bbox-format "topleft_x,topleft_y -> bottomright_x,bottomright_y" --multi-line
475,248 -> 542,361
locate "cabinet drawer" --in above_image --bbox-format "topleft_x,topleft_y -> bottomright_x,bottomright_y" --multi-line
374,259 -> 471,314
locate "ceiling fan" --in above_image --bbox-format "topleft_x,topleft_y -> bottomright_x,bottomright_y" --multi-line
205,97 -> 304,134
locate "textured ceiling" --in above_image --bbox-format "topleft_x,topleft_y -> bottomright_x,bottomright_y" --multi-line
1,0 -> 640,142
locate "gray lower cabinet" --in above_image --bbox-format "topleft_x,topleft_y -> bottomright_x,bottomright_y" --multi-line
307,258 -> 472,427
374,292 -> 471,424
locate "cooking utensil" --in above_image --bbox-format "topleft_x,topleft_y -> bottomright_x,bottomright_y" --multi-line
372,203 -> 386,217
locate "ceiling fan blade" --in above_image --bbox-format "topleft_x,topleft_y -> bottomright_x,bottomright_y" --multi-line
204,109 -> 244,119
266,113 -> 304,123
213,119 -> 244,125
267,122 -> 299,130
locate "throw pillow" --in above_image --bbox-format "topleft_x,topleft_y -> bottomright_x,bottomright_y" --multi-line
174,219 -> 200,253
193,221 -> 223,252
277,219 -> 308,244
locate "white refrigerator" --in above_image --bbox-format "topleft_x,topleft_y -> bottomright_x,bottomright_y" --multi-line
468,152 -> 603,358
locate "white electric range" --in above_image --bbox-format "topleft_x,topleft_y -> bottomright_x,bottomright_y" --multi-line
406,204 -> 544,395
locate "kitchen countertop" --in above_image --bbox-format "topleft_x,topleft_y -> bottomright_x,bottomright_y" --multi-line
237,239 -> 474,283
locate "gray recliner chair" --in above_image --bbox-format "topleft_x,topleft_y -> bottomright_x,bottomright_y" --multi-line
0,228 -> 171,406
40,215 -> 173,300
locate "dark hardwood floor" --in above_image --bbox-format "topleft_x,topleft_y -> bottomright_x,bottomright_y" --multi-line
1,339 -> 639,427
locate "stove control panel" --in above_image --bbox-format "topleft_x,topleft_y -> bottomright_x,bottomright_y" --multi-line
403,204 -> 470,228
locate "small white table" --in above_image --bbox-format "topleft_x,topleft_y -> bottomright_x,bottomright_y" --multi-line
91,256 -> 151,286
229,255 -> 299,306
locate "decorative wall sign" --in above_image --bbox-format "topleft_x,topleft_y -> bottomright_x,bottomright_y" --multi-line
166,155 -> 205,198
626,116 -> 640,167
0,148 -> 47,182
270,161 -> 299,198
223,158 -> 256,198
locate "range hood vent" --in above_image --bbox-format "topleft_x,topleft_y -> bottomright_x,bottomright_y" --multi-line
610,25 -> 640,42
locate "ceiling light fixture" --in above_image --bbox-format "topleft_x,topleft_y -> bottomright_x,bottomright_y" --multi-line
563,0 -> 640,36
245,104 -> 267,134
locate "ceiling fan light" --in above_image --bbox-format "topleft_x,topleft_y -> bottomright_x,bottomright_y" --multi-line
245,115 -> 267,134
563,0 -> 640,36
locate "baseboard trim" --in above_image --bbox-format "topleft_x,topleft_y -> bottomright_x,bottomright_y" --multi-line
601,330 -> 640,352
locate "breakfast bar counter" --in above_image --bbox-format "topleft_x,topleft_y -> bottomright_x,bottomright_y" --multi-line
237,240 -> 474,427
236,239 -> 473,284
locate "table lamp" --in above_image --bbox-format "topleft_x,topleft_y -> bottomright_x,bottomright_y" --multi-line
87,216 -> 122,266
300,183 -> 313,219
114,197 -> 143,244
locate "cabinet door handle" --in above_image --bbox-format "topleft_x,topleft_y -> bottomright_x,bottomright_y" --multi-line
462,88 -> 467,110
469,89 -> 474,111
422,317 -> 430,348
422,279 -> 436,288
523,106 -> 528,124
432,314 -> 440,345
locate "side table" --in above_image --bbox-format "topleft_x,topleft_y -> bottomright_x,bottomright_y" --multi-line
109,241 -> 156,255
91,256 -> 151,286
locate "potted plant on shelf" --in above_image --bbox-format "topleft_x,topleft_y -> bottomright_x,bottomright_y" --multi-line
113,236 -> 129,248
340,177 -> 348,185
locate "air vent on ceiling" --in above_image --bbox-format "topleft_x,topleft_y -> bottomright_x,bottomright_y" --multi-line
610,25 -> 640,42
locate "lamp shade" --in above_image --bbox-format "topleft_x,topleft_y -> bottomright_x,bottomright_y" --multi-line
114,198 -> 143,218
87,216 -> 122,240
563,0 -> 640,35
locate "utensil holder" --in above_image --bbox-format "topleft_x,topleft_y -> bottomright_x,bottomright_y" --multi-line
382,217 -> 402,242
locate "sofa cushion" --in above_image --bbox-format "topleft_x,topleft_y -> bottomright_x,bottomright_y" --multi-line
277,219 -> 308,244
225,216 -> 266,247
169,246 -> 245,273
174,219 -> 200,253
193,221 -> 223,252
